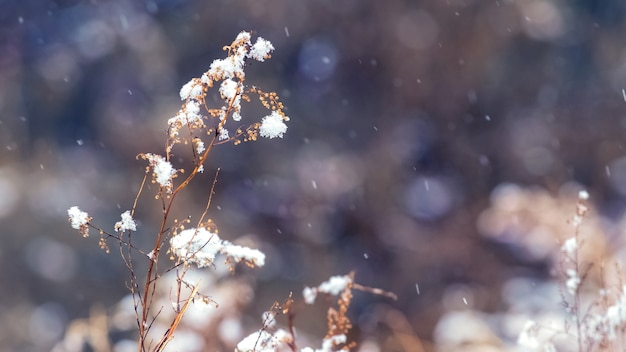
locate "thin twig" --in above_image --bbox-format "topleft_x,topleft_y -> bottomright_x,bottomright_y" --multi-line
153,284 -> 200,352
197,168 -> 220,227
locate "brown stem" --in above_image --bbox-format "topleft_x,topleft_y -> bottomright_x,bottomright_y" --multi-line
153,283 -> 200,352
138,134 -> 217,351
197,168 -> 220,227
137,85 -> 239,351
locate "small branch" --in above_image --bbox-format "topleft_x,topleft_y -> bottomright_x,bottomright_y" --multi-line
197,168 -> 220,227
154,284 -> 200,352
131,171 -> 149,217
352,283 -> 398,301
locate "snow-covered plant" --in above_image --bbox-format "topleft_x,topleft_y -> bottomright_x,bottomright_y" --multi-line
236,272 -> 396,352
66,30 -> 396,352
67,31 -> 288,352
516,190 -> 626,351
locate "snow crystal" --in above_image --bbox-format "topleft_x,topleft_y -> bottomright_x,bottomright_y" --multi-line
517,320 -> 540,349
143,153 -> 177,189
303,287 -> 317,304
169,227 -> 266,268
220,241 -> 265,267
259,111 -> 288,139
323,335 -> 346,350
218,128 -> 229,141
235,31 -> 252,43
578,190 -> 589,200
114,210 -> 137,232
195,139 -> 205,154
561,237 -> 577,258
219,79 -> 239,100
565,269 -> 580,295
167,108 -> 203,138
303,275 -> 351,305
170,228 -> 222,268
301,335 -> 347,352
68,206 -> 90,229
235,328 -> 291,352
208,53 -> 245,80
179,79 -> 203,100
318,275 -> 351,295
186,100 -> 201,115
248,37 -> 274,62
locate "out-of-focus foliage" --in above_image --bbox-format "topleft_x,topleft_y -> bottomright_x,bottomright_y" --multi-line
2,0 -> 626,351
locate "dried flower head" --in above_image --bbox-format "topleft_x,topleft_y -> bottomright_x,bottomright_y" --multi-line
114,210 -> 137,232
68,206 -> 91,237
165,31 -> 289,156
139,153 -> 179,193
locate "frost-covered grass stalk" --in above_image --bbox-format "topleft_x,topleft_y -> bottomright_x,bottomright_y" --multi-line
67,31 -> 288,352
517,190 -> 626,351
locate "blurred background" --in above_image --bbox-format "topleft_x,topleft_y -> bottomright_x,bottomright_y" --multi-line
2,0 -> 626,351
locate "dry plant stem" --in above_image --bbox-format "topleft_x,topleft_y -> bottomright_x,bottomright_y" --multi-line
573,219 -> 583,352
129,172 -> 150,339
215,123 -> 258,146
352,283 -> 398,301
132,172 -> 149,217
121,236 -> 145,341
197,168 -> 220,227
287,311 -> 297,352
89,224 -> 145,254
138,134 -> 218,351
174,265 -> 187,311
153,284 -> 200,351
281,294 -> 297,352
